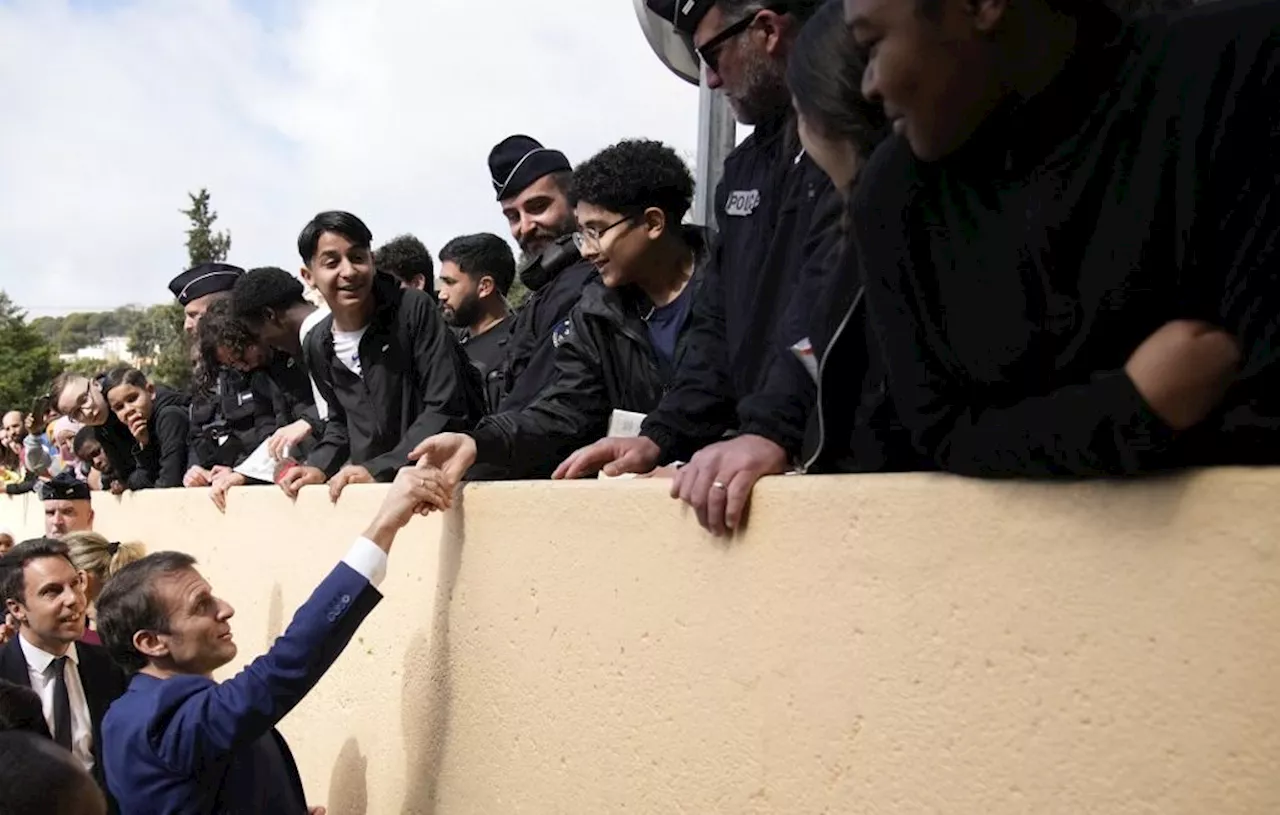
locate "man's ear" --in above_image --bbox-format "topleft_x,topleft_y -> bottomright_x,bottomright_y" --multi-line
5,597 -> 23,622
477,276 -> 495,299
133,629 -> 170,661
757,9 -> 790,58
299,265 -> 314,288
643,207 -> 668,239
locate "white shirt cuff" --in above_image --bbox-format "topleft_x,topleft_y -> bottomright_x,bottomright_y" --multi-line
342,537 -> 388,588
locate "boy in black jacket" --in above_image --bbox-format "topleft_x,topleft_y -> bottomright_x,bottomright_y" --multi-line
279,212 -> 485,500
407,140 -> 709,483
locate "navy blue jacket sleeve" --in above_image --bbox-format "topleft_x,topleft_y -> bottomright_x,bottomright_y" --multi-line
144,563 -> 380,775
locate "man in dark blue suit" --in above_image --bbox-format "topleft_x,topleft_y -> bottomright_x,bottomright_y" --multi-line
96,465 -> 453,815
0,537 -> 128,812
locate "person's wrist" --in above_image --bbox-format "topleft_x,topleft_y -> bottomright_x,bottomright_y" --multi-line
362,512 -> 402,552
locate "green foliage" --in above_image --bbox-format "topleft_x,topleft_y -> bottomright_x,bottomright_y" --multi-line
128,303 -> 191,391
182,188 -> 232,265
30,306 -> 148,354
0,292 -> 62,412
507,276 -> 530,309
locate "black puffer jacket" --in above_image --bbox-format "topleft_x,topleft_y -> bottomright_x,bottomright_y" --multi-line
471,228 -> 710,478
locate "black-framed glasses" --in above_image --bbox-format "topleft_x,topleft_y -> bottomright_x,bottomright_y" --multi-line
572,215 -> 634,252
696,3 -> 790,74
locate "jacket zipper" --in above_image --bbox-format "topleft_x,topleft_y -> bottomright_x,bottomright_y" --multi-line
801,287 -> 864,474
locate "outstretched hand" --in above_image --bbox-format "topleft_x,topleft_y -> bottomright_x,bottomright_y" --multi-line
407,433 -> 477,490
363,466 -> 455,550
552,436 -> 661,480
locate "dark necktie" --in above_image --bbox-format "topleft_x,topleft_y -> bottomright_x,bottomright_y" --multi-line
51,655 -> 73,751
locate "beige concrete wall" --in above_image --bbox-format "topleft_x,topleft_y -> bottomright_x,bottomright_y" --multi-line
2,469 -> 1279,814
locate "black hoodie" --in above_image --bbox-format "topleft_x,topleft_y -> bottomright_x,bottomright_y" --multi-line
123,388 -> 191,490
852,0 -> 1280,476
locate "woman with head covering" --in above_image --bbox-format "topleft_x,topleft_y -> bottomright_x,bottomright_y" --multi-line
61,532 -> 145,645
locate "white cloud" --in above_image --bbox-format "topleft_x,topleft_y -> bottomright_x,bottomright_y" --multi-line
0,0 -> 701,317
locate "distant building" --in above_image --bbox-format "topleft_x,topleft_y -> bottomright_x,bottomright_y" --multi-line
59,335 -> 136,365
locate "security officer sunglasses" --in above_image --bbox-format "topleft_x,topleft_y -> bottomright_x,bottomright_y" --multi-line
696,2 -> 790,75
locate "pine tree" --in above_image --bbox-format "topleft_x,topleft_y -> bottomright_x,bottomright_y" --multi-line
0,292 -> 61,410
181,188 -> 232,264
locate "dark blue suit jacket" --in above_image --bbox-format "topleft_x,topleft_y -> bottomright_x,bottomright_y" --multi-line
101,562 -> 381,815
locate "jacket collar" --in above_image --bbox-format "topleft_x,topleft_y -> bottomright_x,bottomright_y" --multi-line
18,632 -> 78,674
577,225 -> 710,327
318,272 -> 403,356
936,5 -> 1126,179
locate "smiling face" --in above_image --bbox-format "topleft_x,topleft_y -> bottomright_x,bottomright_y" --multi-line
574,202 -> 652,289
301,231 -> 375,317
144,567 -> 238,677
6,555 -> 88,651
54,377 -> 109,427
843,0 -> 1007,161
500,173 -> 577,258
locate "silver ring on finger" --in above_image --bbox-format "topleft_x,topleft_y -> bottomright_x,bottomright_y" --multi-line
712,481 -> 727,490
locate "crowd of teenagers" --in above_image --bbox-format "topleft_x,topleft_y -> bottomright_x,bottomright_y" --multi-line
6,0 -> 1280,543
1,0 -> 1278,811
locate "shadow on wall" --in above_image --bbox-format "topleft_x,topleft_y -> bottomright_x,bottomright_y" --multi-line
266,582 -> 284,650
327,737 -> 369,815
400,495 -> 467,815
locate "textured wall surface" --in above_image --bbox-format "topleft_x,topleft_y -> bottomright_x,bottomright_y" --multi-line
2,469 -> 1278,814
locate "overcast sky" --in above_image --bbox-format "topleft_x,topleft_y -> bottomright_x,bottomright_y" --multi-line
0,0 -> 702,317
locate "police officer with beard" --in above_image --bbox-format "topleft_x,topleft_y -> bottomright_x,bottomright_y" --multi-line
558,1 -> 837,508
486,135 -> 597,414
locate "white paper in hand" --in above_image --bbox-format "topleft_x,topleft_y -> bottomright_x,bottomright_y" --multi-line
233,440 -> 287,483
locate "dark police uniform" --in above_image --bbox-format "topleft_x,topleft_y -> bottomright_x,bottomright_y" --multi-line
486,135 -> 597,414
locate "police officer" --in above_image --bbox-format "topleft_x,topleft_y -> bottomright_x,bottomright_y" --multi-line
558,0 -> 837,522
167,264 -> 277,487
486,135 -> 597,415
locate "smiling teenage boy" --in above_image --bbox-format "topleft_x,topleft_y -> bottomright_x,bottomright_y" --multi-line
279,211 -> 486,500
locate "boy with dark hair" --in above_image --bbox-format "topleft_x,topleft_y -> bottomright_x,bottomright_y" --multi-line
410,139 -> 709,481
280,211 -> 486,499
375,234 -> 435,293
438,232 -> 516,402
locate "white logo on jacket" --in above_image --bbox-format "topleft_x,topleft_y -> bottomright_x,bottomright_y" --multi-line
552,318 -> 573,348
725,189 -> 761,217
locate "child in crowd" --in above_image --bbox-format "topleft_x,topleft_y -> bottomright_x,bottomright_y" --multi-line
101,367 -> 190,489
72,427 -> 117,492
51,372 -> 147,489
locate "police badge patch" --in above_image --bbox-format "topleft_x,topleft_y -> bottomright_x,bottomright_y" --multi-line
725,189 -> 761,217
552,318 -> 573,348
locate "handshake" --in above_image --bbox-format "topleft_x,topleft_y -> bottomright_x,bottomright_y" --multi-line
372,434 -> 479,524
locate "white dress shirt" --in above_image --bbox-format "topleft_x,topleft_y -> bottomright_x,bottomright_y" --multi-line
342,537 -> 388,587
18,633 -> 95,772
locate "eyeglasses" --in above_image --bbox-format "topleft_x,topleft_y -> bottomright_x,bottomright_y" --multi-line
696,3 -> 790,75
572,215 -> 634,252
